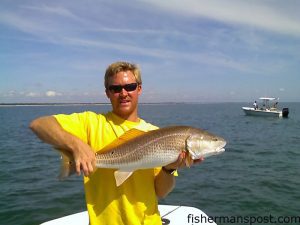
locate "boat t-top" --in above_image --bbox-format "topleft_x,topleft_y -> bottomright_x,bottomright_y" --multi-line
242,97 -> 289,118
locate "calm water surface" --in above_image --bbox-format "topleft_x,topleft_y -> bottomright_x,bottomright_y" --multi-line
0,103 -> 299,225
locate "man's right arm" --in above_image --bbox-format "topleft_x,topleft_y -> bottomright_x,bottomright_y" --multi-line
29,116 -> 95,176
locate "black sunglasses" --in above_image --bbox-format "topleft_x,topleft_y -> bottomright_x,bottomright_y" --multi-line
108,83 -> 138,93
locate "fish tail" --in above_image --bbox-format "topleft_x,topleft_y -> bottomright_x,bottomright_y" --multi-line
55,148 -> 76,180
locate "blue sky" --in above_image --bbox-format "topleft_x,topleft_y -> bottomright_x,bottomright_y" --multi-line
1,0 -> 299,103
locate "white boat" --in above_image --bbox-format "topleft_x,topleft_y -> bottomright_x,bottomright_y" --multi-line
40,205 -> 217,225
242,97 -> 289,118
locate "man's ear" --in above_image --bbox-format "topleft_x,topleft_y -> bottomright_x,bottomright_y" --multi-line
138,85 -> 142,95
105,89 -> 109,98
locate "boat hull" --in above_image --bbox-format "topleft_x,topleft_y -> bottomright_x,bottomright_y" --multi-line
242,107 -> 286,117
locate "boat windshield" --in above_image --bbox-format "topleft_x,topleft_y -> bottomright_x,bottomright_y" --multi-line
258,97 -> 279,110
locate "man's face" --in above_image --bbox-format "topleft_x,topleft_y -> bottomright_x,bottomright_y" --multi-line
106,70 -> 142,121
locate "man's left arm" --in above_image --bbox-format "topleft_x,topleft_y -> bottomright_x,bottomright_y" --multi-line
154,152 -> 185,199
154,168 -> 176,199
154,154 -> 204,199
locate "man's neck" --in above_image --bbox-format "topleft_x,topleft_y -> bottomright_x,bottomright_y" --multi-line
112,111 -> 140,123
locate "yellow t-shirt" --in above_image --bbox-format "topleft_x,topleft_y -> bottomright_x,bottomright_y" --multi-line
54,111 -> 162,225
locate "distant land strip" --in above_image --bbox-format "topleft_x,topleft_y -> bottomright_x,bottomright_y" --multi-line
0,102 -> 187,107
0,103 -> 109,106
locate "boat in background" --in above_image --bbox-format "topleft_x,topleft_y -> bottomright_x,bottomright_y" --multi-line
242,97 -> 289,118
40,205 -> 217,225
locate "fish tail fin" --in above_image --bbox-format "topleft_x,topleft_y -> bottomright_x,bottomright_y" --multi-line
55,148 -> 76,180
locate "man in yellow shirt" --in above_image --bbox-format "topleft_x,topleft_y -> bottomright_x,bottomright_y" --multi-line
30,62 -> 200,225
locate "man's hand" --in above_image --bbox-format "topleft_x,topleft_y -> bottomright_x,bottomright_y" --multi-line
30,116 -> 96,177
72,142 -> 96,177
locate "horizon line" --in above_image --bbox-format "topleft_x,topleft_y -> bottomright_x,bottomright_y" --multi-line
0,101 -> 298,106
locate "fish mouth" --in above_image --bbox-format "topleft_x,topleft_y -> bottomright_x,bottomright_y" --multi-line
193,141 -> 226,159
216,147 -> 225,153
217,141 -> 227,153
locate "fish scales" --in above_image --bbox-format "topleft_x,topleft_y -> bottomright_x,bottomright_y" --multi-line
95,126 -> 191,168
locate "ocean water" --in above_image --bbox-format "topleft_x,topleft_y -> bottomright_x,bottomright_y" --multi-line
0,103 -> 299,225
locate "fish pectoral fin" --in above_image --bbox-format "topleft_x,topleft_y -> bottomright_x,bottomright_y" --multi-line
114,171 -> 134,187
185,154 -> 194,168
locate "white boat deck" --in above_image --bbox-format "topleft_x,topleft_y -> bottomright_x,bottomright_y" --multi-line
40,205 -> 217,225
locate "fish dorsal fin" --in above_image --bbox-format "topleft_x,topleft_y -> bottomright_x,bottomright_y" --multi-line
114,170 -> 134,186
119,128 -> 146,142
99,129 -> 146,153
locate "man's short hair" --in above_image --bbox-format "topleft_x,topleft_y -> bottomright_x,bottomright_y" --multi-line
104,62 -> 142,89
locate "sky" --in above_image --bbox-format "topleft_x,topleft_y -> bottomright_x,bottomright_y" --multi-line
1,0 -> 300,103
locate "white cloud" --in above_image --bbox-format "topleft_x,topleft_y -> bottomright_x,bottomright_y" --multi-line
140,0 -> 300,37
46,91 -> 62,97
0,12 -> 50,35
1,91 -> 41,98
20,4 -> 79,19
26,92 -> 40,97
2,90 -> 17,97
